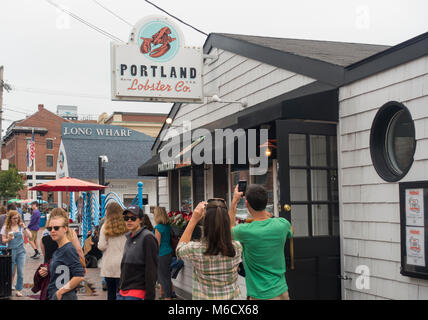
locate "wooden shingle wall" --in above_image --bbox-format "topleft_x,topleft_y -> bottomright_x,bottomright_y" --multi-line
339,55 -> 428,300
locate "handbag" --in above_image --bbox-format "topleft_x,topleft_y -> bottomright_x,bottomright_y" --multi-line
170,228 -> 179,257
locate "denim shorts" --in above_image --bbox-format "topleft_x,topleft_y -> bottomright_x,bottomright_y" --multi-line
49,290 -> 78,300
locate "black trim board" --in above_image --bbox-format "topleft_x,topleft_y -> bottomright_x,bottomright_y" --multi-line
204,33 -> 345,87
345,31 -> 428,85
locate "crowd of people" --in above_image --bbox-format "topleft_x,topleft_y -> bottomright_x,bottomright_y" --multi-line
0,183 -> 294,300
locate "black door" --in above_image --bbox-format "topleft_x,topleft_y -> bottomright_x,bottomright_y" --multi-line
276,120 -> 341,300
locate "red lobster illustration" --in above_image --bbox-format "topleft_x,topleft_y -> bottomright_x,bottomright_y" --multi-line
140,27 -> 176,58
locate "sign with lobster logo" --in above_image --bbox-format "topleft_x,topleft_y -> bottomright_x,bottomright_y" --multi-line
111,15 -> 203,103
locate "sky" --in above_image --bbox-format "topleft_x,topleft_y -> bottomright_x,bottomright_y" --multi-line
1,0 -> 427,134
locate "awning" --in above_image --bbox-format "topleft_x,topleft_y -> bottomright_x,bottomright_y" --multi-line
138,153 -> 166,177
138,132 -> 247,176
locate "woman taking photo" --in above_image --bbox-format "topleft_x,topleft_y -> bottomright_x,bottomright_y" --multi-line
176,200 -> 243,300
44,213 -> 85,300
153,206 -> 173,300
1,210 -> 32,297
98,202 -> 127,300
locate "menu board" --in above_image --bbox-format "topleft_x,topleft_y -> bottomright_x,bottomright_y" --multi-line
405,189 -> 424,227
400,182 -> 428,279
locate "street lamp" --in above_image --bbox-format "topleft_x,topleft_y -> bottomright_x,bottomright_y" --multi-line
98,155 -> 108,205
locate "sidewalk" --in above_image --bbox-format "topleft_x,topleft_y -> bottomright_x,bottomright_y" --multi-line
8,229 -> 172,300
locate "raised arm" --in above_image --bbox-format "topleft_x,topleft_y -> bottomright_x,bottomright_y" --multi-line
229,185 -> 243,229
178,202 -> 206,244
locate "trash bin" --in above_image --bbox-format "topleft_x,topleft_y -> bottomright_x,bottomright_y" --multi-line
0,247 -> 12,299
39,213 -> 46,228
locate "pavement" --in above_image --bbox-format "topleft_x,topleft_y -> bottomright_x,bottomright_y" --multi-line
7,229 -> 176,301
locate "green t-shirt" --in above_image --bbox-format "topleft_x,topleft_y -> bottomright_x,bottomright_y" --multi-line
232,217 -> 293,299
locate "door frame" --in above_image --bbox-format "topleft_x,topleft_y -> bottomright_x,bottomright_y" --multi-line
276,119 -> 341,299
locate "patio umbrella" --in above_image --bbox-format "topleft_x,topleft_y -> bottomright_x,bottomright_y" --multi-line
22,199 -> 35,204
28,177 -> 107,192
8,198 -> 22,203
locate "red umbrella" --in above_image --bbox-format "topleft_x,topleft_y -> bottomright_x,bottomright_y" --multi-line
29,177 -> 107,192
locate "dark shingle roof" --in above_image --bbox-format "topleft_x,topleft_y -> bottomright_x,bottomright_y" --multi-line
62,124 -> 155,180
217,33 -> 391,67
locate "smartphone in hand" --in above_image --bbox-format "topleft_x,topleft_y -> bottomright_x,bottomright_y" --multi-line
238,180 -> 247,196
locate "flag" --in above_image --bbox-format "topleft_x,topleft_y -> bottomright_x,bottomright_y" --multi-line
28,129 -> 35,168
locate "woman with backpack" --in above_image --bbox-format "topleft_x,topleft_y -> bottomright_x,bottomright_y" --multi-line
98,202 -> 127,300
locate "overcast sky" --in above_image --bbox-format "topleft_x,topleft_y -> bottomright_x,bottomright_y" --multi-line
1,0 -> 427,133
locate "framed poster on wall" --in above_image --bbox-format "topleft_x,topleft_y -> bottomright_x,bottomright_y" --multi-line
400,181 -> 428,279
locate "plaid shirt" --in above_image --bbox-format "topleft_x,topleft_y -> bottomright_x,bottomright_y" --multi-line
176,240 -> 242,300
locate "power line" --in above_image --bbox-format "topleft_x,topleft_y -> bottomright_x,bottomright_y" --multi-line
45,0 -> 125,43
143,0 -> 208,36
2,107 -> 31,115
91,0 -> 133,27
3,103 -> 35,113
10,85 -> 109,100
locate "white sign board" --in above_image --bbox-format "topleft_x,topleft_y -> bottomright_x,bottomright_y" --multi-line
406,189 -> 425,226
111,15 -> 203,103
406,226 -> 425,267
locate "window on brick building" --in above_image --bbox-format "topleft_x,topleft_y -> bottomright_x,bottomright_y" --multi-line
46,139 -> 53,149
46,155 -> 53,167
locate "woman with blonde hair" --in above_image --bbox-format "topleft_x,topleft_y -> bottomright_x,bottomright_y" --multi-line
153,206 -> 173,300
40,208 -> 85,266
98,201 -> 127,300
44,213 -> 84,300
1,210 -> 33,297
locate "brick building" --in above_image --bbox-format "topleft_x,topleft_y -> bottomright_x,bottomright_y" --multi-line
1,104 -> 71,204
98,112 -> 167,138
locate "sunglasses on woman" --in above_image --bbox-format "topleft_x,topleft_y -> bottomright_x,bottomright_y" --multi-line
123,215 -> 137,222
47,226 -> 63,231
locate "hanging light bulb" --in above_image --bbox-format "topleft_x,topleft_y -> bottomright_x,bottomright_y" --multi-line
265,148 -> 272,157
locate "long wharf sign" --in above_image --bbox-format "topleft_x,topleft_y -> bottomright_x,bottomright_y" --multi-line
111,15 -> 203,103
60,123 -> 152,141
63,126 -> 132,137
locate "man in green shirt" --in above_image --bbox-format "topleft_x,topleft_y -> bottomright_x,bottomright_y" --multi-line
229,184 -> 293,300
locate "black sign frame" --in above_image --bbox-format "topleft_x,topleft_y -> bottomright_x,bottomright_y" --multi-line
399,181 -> 428,279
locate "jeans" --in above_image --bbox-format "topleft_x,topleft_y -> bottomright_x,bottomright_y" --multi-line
105,277 -> 120,300
116,293 -> 143,300
158,254 -> 173,298
11,247 -> 26,291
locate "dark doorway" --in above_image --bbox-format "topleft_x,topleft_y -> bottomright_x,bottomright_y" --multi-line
276,120 -> 341,300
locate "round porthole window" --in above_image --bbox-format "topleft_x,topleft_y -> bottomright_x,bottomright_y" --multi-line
370,101 -> 416,182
